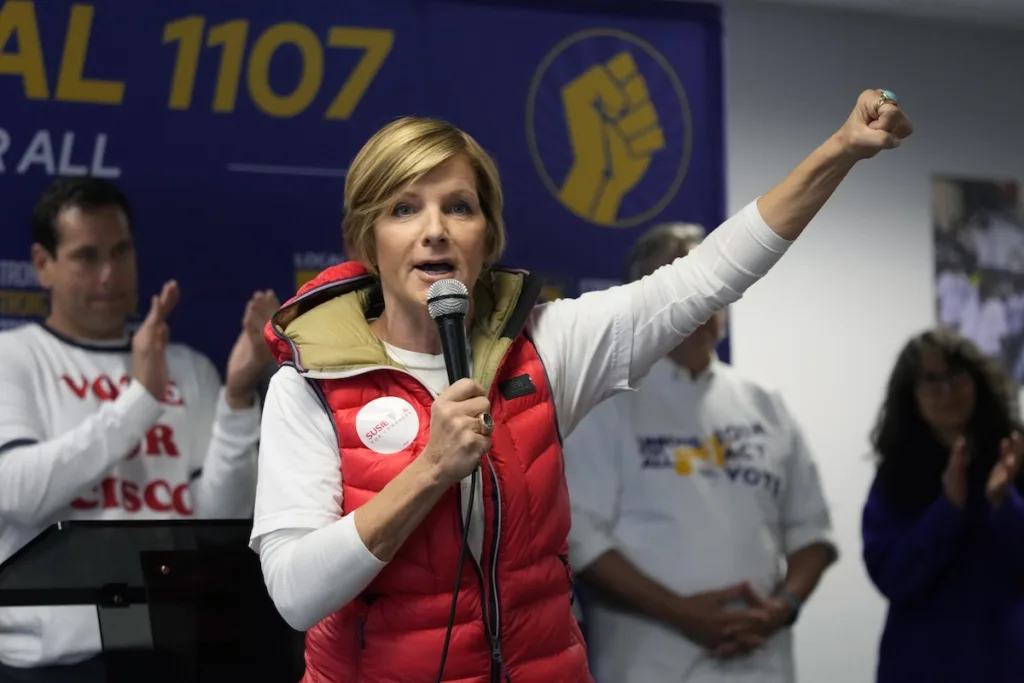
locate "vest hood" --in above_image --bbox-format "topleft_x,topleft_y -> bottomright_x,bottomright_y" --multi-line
263,261 -> 544,392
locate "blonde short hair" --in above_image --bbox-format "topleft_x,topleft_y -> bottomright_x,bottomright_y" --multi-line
342,117 -> 507,274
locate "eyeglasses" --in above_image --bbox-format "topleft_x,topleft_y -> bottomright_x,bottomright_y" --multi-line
917,368 -> 970,394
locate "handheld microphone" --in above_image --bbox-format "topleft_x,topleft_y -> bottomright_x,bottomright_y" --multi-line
426,277 -> 479,683
426,278 -> 471,384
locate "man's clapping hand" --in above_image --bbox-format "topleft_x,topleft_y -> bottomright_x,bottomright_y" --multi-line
224,289 -> 280,409
132,280 -> 180,401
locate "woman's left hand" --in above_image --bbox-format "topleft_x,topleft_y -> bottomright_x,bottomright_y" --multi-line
835,89 -> 915,160
987,431 -> 1024,508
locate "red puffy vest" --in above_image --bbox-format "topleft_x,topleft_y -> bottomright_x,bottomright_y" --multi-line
266,262 -> 591,683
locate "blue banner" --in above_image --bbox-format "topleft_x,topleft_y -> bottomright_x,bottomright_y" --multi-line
0,0 -> 726,369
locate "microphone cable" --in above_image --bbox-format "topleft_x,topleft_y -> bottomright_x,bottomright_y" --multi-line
434,471 -> 477,683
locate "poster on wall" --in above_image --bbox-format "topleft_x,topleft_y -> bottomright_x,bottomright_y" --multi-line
933,175 -> 1024,383
0,0 -> 727,371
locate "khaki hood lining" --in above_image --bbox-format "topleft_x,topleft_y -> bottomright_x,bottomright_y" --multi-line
273,271 -> 533,393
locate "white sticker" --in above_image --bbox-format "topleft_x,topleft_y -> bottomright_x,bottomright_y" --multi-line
355,396 -> 420,455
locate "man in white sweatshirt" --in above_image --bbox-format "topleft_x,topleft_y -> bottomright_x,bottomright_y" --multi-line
0,177 -> 278,681
563,222 -> 837,683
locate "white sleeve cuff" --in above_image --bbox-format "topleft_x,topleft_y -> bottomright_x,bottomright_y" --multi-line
117,380 -> 165,437
705,199 -> 792,282
569,511 -> 618,572
746,197 -> 796,253
339,512 -> 388,570
784,525 -> 839,561
213,388 -> 261,444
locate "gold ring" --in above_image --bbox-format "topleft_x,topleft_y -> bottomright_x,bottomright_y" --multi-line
479,413 -> 495,436
877,89 -> 898,109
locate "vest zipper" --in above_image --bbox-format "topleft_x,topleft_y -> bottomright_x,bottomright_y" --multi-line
456,475 -> 503,677
484,456 -> 509,683
301,363 -> 515,679
558,554 -> 574,606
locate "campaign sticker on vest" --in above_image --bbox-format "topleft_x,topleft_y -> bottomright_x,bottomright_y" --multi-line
356,397 -> 420,455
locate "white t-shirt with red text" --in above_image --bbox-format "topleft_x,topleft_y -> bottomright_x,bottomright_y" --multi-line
0,323 -> 260,668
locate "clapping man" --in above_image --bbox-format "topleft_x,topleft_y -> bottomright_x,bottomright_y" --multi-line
0,177 -> 278,682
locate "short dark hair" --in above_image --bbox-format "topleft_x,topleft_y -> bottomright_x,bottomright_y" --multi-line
32,177 -> 133,256
622,222 -> 706,283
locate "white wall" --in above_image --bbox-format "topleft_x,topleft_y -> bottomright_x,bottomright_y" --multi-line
723,3 -> 1024,682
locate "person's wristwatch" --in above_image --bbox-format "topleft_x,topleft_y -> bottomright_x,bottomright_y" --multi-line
773,588 -> 803,626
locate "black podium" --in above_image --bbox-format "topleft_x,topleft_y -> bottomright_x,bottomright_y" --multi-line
0,520 -> 305,683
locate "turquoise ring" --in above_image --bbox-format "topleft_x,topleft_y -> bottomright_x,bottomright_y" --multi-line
878,89 -> 898,107
480,412 -> 495,436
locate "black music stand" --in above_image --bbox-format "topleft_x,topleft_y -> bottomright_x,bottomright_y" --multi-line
0,520 -> 305,683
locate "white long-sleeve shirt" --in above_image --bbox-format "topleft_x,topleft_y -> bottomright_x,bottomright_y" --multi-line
564,357 -> 835,683
250,199 -> 793,631
0,323 -> 260,668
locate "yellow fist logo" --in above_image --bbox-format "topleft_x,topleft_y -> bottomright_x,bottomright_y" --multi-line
558,52 -> 666,226
527,29 -> 692,228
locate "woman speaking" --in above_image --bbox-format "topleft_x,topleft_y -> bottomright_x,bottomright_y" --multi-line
250,89 -> 913,683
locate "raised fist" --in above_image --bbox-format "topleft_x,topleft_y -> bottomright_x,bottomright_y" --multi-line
836,89 -> 914,160
559,51 -> 666,226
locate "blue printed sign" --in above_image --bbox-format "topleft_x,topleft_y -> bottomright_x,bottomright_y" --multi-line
0,0 -> 726,368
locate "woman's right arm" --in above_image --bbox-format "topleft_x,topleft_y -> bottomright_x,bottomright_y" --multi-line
251,366 -> 450,631
861,476 -> 966,606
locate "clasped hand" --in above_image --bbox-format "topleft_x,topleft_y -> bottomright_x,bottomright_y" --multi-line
943,432 -> 1024,510
676,582 -> 791,660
